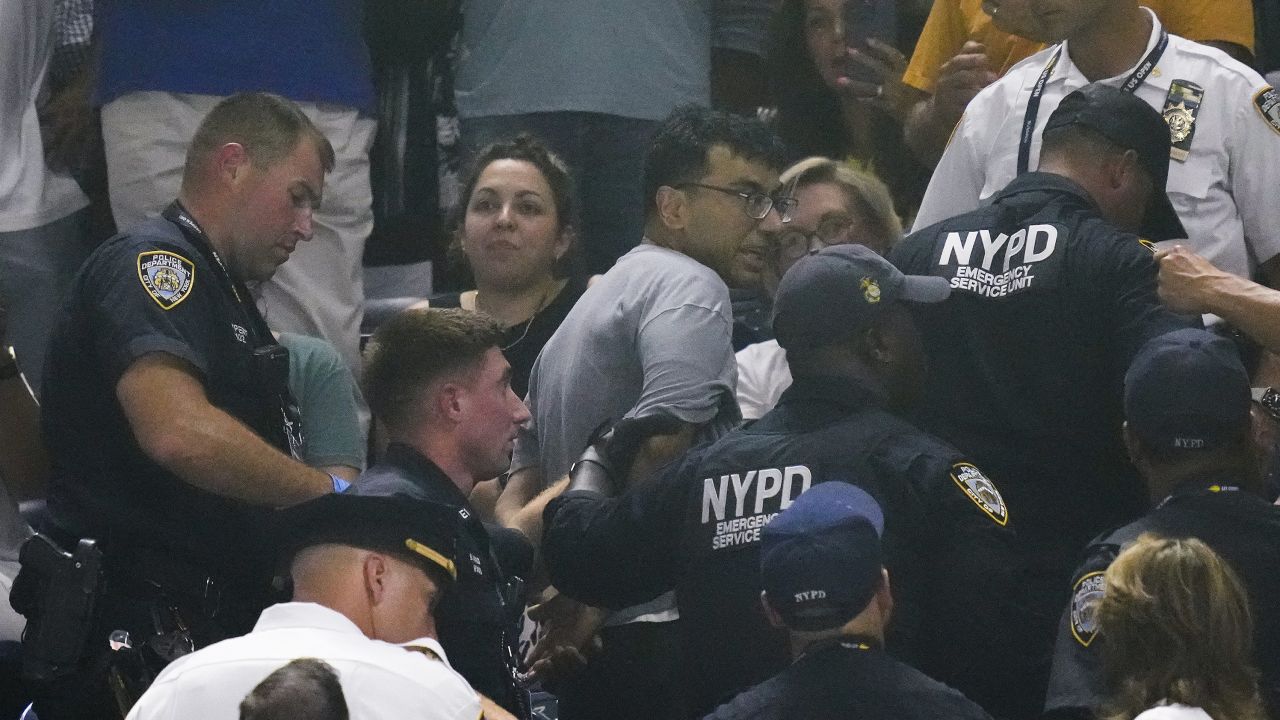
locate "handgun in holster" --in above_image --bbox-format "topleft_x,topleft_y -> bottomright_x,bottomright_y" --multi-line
10,533 -> 103,682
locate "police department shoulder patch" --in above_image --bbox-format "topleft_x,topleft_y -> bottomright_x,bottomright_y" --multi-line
949,462 -> 1008,526
1070,571 -> 1106,647
1253,86 -> 1280,137
137,251 -> 195,310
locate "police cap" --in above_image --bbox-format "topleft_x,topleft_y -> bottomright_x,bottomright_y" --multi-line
772,244 -> 950,351
1044,84 -> 1187,242
1124,328 -> 1251,452
760,482 -> 885,631
277,493 -> 460,584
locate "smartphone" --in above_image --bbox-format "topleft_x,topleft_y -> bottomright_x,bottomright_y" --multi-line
842,0 -> 898,85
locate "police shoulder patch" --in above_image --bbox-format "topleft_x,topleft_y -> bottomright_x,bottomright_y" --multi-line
949,462 -> 1008,526
1254,86 -> 1280,136
137,251 -> 195,310
1070,571 -> 1106,647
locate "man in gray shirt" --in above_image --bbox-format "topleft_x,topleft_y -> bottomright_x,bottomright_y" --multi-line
499,105 -> 790,720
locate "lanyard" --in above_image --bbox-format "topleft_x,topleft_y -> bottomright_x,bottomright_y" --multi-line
1155,483 -> 1241,511
797,636 -> 879,663
1017,29 -> 1169,175
161,201 -> 269,347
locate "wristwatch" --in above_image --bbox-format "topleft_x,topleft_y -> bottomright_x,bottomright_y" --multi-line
1251,387 -> 1280,423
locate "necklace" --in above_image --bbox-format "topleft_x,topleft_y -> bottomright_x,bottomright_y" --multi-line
475,282 -> 560,351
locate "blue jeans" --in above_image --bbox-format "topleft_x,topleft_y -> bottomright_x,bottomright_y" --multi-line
461,112 -> 658,275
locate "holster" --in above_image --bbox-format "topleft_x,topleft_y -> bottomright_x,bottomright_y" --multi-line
10,533 -> 103,682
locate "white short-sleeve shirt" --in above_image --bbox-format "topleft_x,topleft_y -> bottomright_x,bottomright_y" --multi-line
125,603 -> 481,720
913,8 -> 1280,279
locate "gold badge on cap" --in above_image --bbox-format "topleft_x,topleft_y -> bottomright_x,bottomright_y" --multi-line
1162,80 -> 1203,162
860,277 -> 881,304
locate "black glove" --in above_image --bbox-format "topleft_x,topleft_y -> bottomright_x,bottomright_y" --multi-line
568,414 -> 684,495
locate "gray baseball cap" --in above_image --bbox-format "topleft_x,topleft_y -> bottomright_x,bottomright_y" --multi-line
772,244 -> 950,351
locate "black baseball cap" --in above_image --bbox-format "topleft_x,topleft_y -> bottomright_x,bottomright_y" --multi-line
772,244 -> 950,351
277,493 -> 460,584
1043,84 -> 1187,241
760,482 -> 885,631
1124,328 -> 1251,452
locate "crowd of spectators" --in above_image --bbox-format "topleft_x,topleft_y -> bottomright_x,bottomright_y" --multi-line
3,1 -> 1280,720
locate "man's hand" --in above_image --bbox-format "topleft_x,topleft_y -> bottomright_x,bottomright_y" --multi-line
1155,245 -> 1232,315
838,39 -> 911,120
525,590 -> 606,683
932,42 -> 996,122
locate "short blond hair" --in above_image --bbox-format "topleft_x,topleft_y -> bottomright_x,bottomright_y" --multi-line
779,157 -> 902,250
1098,533 -> 1265,720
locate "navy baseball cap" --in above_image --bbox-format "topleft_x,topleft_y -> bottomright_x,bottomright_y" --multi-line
1043,84 -> 1187,242
772,244 -> 950,351
278,493 -> 461,584
1124,328 -> 1251,452
760,482 -> 885,631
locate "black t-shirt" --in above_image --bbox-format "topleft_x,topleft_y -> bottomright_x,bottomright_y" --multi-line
430,275 -> 588,399
702,640 -> 995,720
889,172 -> 1197,572
353,443 -> 531,713
544,377 -> 1033,718
1045,486 -> 1280,718
42,208 -> 298,599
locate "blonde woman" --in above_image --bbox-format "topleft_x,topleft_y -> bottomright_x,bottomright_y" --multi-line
1098,534 -> 1266,720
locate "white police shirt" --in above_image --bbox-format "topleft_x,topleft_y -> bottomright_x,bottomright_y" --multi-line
125,602 -> 481,720
913,8 -> 1280,280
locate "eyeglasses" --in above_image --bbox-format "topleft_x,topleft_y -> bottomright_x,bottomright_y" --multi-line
674,183 -> 797,222
774,215 -> 857,260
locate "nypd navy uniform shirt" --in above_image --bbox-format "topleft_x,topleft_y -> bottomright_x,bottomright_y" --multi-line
703,638 -> 995,720
1044,485 -> 1280,719
544,376 -> 1031,718
889,172 -> 1196,573
42,210 -> 299,608
352,443 -> 532,715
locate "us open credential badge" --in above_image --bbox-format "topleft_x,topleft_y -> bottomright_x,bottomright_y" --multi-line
949,462 -> 1008,526
1070,571 -> 1106,647
1161,80 -> 1203,162
1254,86 -> 1280,136
137,251 -> 195,310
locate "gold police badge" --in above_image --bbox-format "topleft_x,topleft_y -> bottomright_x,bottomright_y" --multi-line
137,251 -> 195,310
1161,80 -> 1204,162
860,277 -> 881,304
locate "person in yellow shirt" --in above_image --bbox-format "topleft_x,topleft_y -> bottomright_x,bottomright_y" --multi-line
901,0 -> 1256,165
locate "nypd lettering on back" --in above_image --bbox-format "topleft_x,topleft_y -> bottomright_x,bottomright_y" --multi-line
938,223 -> 1060,298
701,465 -> 813,550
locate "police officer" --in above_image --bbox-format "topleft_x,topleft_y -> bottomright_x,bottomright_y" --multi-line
1044,329 -> 1280,719
544,244 -> 1032,718
351,308 -> 533,720
125,492 -> 481,719
889,85 -> 1197,670
703,482 -> 995,720
912,0 -> 1280,288
29,93 -> 340,719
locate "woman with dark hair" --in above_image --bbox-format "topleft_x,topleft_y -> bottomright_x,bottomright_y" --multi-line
1098,534 -> 1267,720
429,134 -> 589,399
767,0 -> 931,219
